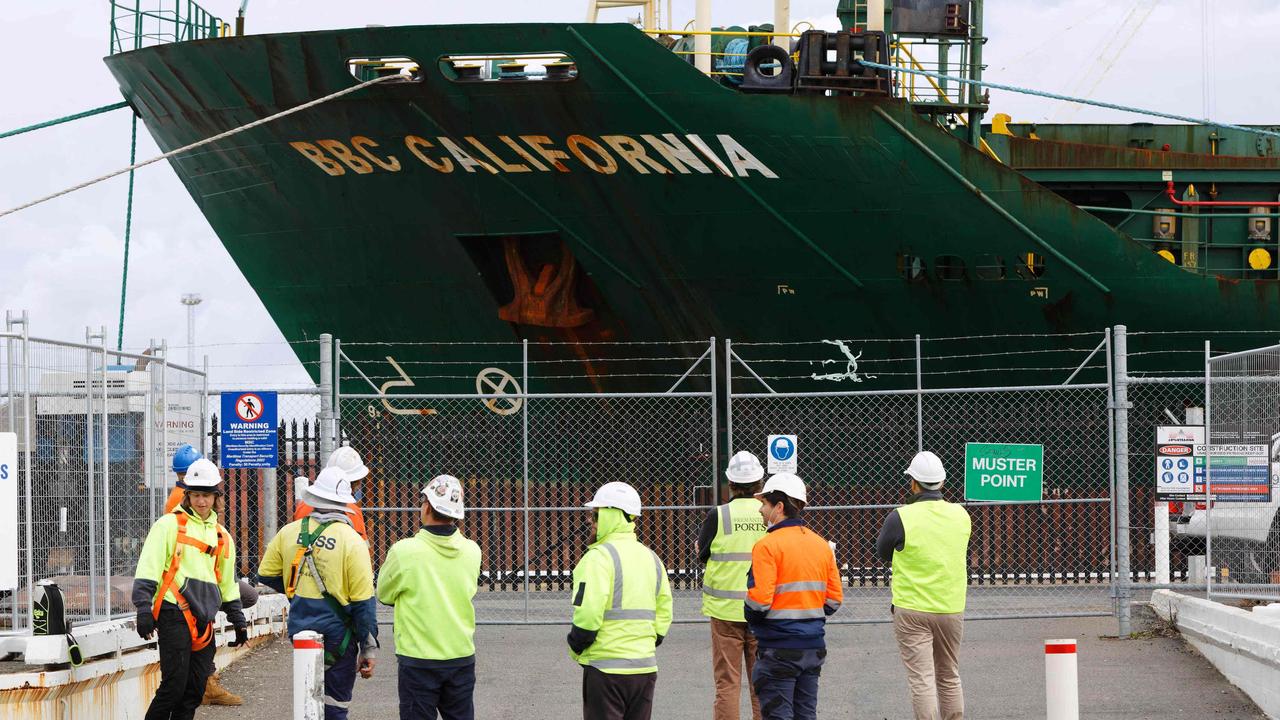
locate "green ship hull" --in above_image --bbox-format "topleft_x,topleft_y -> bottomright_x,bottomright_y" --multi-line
103,23 -> 1280,391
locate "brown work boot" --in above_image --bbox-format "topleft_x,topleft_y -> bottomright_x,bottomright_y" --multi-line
202,673 -> 243,706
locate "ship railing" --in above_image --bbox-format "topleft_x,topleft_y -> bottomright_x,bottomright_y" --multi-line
892,42 -> 1001,162
109,0 -> 225,55
1081,205 -> 1280,279
641,27 -> 803,79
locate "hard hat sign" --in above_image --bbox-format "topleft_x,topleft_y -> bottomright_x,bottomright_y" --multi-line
767,435 -> 798,474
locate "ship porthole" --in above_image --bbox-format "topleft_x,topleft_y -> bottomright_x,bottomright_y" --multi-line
897,254 -> 926,282
934,255 -> 967,281
976,255 -> 1006,280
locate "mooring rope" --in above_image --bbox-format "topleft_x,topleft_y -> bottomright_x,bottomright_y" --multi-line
0,74 -> 400,220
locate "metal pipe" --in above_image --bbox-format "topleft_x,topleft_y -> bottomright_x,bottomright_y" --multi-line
522,339 -> 530,622
772,0 -> 789,50
318,334 -> 334,466
99,327 -> 110,616
1105,328 -> 1117,595
85,329 -> 98,619
1203,340 -> 1213,599
1113,325 -> 1131,637
709,336 -> 719,506
694,0 -> 712,75
1166,181 -> 1280,207
725,339 -> 734,456
20,312 -> 32,630
966,0 -> 985,147
915,334 -> 924,452
332,338 -> 342,445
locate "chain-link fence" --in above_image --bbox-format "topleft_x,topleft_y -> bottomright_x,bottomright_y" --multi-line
1205,345 -> 1280,601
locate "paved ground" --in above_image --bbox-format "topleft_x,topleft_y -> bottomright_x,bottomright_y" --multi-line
209,606 -> 1264,719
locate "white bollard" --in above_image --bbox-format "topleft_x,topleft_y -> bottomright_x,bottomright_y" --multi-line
293,631 -> 325,720
1154,501 -> 1170,584
1045,638 -> 1079,720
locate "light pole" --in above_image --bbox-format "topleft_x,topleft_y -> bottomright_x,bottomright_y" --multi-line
180,294 -> 202,368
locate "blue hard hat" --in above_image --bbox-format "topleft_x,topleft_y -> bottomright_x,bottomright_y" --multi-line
172,444 -> 203,474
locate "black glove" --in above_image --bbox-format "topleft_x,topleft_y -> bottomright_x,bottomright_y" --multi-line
655,634 -> 665,648
229,626 -> 249,647
136,610 -> 155,640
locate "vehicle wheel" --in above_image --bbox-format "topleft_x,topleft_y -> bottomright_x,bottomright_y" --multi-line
1212,536 -> 1259,585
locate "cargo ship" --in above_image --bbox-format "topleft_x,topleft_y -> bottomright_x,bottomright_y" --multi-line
100,1 -> 1280,392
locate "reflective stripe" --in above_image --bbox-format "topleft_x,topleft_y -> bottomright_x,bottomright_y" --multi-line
824,599 -> 842,610
702,587 -> 747,600
720,504 -> 732,536
745,597 -> 771,612
651,550 -> 663,597
775,580 -> 826,594
323,695 -> 351,709
601,543 -> 624,610
765,607 -> 825,620
708,552 -> 753,562
604,608 -> 657,620
589,656 -> 658,670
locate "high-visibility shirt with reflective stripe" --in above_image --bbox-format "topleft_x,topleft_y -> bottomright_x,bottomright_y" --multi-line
702,498 -> 767,622
745,521 -> 843,649
570,531 -> 674,675
891,500 -> 971,614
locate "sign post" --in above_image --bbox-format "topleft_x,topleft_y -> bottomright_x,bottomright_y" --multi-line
220,392 -> 279,469
766,435 -> 798,474
964,443 -> 1044,502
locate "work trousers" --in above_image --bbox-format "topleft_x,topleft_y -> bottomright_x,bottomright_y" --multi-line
751,647 -> 825,720
144,608 -> 216,720
893,607 -> 965,720
710,618 -> 762,720
582,666 -> 657,720
398,661 -> 476,720
324,640 -> 359,720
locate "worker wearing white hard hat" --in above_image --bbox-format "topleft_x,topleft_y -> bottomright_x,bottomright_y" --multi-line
745,472 -> 842,720
874,451 -> 972,720
259,466 -> 379,720
568,482 -> 673,720
377,475 -> 482,720
295,443 -> 370,540
133,458 -> 249,719
696,451 -> 767,720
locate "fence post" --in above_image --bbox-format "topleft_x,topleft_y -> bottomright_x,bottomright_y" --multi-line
318,334 -> 334,466
725,339 -> 733,455
915,334 -> 923,452
85,328 -> 98,620
98,326 -> 110,616
1203,340 -> 1212,598
522,338 -> 530,622
1112,325 -> 1132,637
19,311 -> 32,630
710,336 -> 718,496
292,630 -> 325,719
333,338 -> 342,444
4,311 -> 17,627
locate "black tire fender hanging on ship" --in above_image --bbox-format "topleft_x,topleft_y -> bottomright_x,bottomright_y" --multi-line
741,44 -> 794,93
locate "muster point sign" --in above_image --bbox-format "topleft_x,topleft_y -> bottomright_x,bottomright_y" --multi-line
964,442 -> 1044,502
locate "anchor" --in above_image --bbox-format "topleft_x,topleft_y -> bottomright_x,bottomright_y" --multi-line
497,237 -> 594,328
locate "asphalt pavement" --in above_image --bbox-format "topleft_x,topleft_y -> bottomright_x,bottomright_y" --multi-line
208,605 -> 1264,719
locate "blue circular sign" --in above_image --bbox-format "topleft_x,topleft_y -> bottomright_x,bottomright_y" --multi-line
1177,472 -> 1189,484
1162,472 -> 1174,483
1177,459 -> 1189,470
769,437 -> 795,462
1162,459 -> 1174,470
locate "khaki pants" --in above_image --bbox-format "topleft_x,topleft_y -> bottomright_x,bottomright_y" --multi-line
892,607 -> 964,720
710,618 -> 762,720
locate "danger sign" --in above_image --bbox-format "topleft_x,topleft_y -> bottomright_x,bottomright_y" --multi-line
220,391 -> 278,469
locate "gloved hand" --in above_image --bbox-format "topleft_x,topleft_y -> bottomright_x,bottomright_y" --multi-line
228,626 -> 249,647
655,634 -> 665,648
136,610 -> 155,640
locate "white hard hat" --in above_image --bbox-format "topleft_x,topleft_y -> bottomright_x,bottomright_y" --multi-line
306,467 -> 356,506
181,459 -> 223,492
905,451 -> 946,489
326,445 -> 369,482
422,474 -> 465,520
725,451 -> 765,484
756,472 -> 807,504
584,481 -> 642,517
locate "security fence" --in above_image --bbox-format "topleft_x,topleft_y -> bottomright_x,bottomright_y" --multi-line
1205,344 -> 1280,601
5,314 -> 1277,635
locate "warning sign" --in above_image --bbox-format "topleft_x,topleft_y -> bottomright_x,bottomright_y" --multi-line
220,391 -> 278,469
767,435 -> 798,474
1155,425 -> 1203,500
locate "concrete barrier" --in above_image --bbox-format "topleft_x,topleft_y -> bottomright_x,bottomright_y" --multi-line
0,594 -> 288,720
1150,590 -> 1280,719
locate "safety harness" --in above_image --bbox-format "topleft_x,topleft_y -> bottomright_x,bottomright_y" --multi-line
286,518 -> 354,665
153,510 -> 229,652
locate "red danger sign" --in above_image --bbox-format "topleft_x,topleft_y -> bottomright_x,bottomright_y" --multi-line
1161,445 -> 1192,456
234,394 -> 265,422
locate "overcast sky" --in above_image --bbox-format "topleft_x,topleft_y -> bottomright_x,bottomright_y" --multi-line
2,0 -> 1277,389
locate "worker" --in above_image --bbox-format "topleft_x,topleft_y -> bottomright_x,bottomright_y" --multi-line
133,458 -> 248,720
568,481 -> 673,720
745,473 -> 842,720
160,445 -> 243,706
377,475 -> 482,720
259,466 -> 378,720
294,444 -> 369,540
697,451 -> 767,720
874,451 -> 972,720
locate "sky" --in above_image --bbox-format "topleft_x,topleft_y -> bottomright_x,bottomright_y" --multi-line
1,0 -> 1278,390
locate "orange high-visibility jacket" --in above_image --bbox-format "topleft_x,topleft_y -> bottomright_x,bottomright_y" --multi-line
293,500 -> 367,541
745,519 -> 843,649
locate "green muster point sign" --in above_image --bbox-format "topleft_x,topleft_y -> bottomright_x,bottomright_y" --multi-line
964,443 -> 1044,502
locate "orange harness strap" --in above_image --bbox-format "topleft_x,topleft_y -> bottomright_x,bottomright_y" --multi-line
152,511 -> 229,652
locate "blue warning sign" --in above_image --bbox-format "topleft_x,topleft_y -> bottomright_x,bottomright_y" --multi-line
220,391 -> 278,469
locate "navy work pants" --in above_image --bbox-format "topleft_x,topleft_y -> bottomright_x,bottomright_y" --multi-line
324,640 -> 359,720
397,660 -> 476,720
751,647 -> 826,720
582,667 -> 656,720
144,607 -> 215,720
